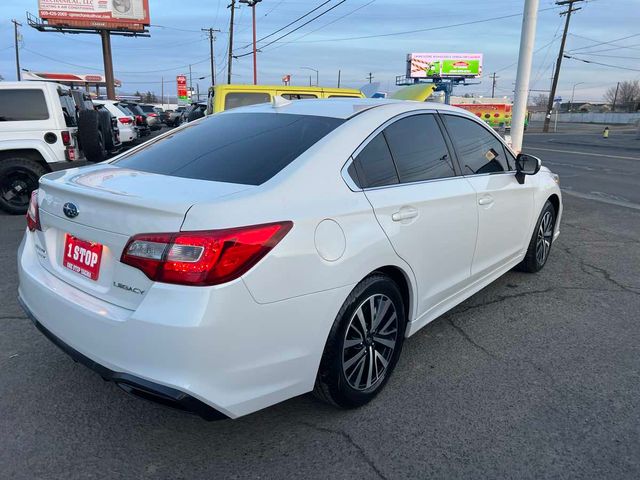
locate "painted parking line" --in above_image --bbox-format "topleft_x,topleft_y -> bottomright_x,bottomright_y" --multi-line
527,146 -> 640,161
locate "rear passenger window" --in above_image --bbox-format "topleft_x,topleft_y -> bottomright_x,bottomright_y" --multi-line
0,89 -> 49,121
383,114 -> 455,183
351,133 -> 399,188
442,115 -> 509,174
281,94 -> 318,100
224,92 -> 271,110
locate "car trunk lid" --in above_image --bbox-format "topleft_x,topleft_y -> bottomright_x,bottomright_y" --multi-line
35,164 -> 252,309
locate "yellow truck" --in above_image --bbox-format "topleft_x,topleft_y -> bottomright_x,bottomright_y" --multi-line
206,84 -> 364,115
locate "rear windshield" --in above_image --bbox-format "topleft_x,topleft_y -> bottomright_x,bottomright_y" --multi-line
113,113 -> 344,185
140,105 -> 155,113
0,89 -> 49,121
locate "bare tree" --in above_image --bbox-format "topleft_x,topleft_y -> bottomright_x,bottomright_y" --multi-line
604,80 -> 640,111
531,93 -> 549,107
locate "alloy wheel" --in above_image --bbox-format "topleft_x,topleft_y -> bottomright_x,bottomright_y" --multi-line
536,211 -> 554,266
342,294 -> 398,391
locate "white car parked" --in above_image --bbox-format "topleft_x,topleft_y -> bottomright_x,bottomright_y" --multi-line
92,100 -> 137,144
18,98 -> 562,420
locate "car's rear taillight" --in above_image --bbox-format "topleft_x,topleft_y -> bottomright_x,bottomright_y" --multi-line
119,117 -> 132,124
26,190 -> 41,232
65,146 -> 76,161
61,130 -> 71,146
120,221 -> 293,286
135,115 -> 144,124
148,113 -> 158,117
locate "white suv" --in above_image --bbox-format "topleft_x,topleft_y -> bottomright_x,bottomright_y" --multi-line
93,100 -> 137,143
0,82 -> 116,214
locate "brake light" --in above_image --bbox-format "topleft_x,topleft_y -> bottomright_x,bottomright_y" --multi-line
26,190 -> 41,232
119,117 -> 132,124
135,115 -> 144,124
121,221 -> 293,286
148,113 -> 158,117
61,130 -> 71,146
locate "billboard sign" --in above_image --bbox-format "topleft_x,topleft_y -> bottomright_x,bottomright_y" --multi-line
38,0 -> 150,31
407,53 -> 483,79
177,75 -> 189,105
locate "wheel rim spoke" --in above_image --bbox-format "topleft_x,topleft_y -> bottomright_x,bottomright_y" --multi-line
342,293 -> 398,391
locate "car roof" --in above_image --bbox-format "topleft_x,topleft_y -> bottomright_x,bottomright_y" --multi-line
214,84 -> 362,95
226,97 -> 470,120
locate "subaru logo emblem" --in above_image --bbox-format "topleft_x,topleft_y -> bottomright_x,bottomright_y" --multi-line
63,202 -> 79,218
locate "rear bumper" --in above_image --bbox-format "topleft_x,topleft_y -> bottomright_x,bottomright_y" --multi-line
19,296 -> 227,421
18,231 -> 349,418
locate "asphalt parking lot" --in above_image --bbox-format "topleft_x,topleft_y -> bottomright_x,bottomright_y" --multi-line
1,124 -> 639,479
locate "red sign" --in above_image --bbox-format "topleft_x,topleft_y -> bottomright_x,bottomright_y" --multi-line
39,0 -> 151,32
177,74 -> 188,103
63,234 -> 103,281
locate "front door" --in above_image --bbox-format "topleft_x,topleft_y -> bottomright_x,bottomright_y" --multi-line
441,113 -> 535,277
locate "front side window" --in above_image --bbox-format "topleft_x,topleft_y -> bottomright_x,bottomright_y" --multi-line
114,113 -> 344,186
0,89 -> 49,122
442,115 -> 510,174
224,92 -> 271,111
351,132 -> 399,188
383,114 -> 455,183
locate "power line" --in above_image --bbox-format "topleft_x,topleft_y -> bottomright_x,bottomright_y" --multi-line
569,32 -> 640,52
234,0 -> 347,58
266,0 -> 377,52
22,47 -> 210,74
238,0 -> 333,50
563,54 -> 640,72
263,5 -> 562,45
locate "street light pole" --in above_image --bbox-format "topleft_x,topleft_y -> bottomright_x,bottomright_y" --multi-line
240,0 -> 262,85
511,0 -> 539,153
569,82 -> 584,112
301,66 -> 319,86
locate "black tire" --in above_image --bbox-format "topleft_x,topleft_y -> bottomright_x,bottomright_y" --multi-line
0,157 -> 48,215
314,273 -> 407,408
518,200 -> 556,273
97,108 -> 116,150
78,110 -> 106,163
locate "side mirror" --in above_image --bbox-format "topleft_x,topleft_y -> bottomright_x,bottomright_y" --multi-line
515,153 -> 541,184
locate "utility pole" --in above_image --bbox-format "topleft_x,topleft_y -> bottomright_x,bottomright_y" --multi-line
202,28 -> 221,86
100,30 -> 116,100
161,76 -> 164,108
240,0 -> 262,85
11,19 -> 21,81
367,72 -> 374,83
189,64 -> 193,101
490,72 -> 499,98
543,0 -> 583,133
511,0 -> 540,153
337,70 -> 341,88
227,0 -> 237,84
611,81 -> 620,111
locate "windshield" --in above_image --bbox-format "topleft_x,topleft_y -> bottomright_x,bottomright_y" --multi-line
113,112 -> 344,185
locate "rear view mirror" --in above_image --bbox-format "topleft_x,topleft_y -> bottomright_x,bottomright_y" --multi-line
515,153 -> 541,184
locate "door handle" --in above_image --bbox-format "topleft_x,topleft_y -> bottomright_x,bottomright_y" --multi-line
392,208 -> 419,222
478,196 -> 494,206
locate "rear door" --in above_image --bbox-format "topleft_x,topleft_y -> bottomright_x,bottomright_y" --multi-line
440,113 -> 535,277
349,112 -> 478,316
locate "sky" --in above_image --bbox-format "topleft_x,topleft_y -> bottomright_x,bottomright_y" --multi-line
1,0 -> 639,103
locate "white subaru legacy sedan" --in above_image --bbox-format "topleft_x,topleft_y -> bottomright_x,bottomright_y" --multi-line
18,98 -> 562,419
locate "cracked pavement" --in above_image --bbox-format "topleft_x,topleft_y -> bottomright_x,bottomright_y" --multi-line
1,161 -> 640,478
